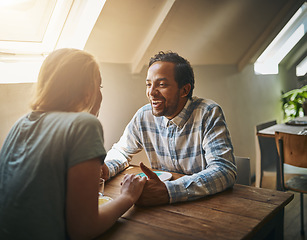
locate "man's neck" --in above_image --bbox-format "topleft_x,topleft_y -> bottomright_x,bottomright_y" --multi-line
166,97 -> 189,120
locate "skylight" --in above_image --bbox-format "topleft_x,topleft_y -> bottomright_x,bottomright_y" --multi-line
0,0 -> 71,56
254,2 -> 307,75
0,0 -> 105,83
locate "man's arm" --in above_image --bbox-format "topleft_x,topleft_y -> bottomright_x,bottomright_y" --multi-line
165,105 -> 237,203
164,159 -> 237,203
103,111 -> 144,179
135,157 -> 236,206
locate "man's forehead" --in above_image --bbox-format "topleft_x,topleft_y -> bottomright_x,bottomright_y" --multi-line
149,61 -> 175,69
147,62 -> 175,77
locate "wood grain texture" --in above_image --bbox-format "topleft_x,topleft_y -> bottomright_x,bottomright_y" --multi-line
95,165 -> 293,240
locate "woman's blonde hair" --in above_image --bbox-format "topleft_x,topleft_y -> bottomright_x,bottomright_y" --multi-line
31,48 -> 101,113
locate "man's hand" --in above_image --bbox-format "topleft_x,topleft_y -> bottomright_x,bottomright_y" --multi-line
100,163 -> 110,181
135,162 -> 170,206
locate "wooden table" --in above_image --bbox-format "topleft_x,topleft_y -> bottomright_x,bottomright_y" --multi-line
96,165 -> 293,240
257,116 -> 307,138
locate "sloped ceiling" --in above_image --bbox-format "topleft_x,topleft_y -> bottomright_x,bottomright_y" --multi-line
85,0 -> 304,73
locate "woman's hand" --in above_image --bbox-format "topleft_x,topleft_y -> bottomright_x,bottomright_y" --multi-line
120,174 -> 147,204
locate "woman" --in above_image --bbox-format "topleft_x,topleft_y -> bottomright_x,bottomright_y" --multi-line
0,48 -> 146,240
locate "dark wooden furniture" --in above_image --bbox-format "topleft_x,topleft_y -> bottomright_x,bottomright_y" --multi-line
275,131 -> 307,235
235,156 -> 251,185
256,120 -> 279,188
255,116 -> 307,189
96,165 -> 293,240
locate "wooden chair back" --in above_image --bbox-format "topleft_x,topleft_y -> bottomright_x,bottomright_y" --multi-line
275,131 -> 307,235
235,156 -> 251,186
256,120 -> 277,131
275,131 -> 307,169
255,120 -> 278,188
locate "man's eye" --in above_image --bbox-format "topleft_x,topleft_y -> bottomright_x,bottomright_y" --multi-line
146,83 -> 151,87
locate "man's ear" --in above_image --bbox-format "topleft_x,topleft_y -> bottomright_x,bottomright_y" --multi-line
180,84 -> 191,98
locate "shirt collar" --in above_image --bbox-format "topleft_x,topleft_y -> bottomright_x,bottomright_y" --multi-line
162,98 -> 193,128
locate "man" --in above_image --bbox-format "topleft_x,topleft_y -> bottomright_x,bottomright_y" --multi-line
101,51 -> 237,206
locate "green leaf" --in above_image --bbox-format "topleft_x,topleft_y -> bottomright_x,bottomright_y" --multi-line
281,85 -> 307,121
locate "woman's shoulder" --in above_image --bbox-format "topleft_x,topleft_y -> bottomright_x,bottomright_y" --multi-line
41,112 -> 101,132
47,111 -> 97,121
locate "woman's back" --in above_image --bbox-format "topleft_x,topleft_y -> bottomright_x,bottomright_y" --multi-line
0,111 -> 105,239
0,48 -> 146,240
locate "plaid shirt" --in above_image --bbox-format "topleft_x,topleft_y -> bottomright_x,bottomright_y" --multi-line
105,96 -> 237,203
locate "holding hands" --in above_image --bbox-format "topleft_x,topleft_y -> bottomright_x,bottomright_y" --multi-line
102,162 -> 170,206
120,173 -> 147,205
136,162 -> 170,206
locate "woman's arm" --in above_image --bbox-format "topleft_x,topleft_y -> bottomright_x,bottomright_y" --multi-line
66,159 -> 146,240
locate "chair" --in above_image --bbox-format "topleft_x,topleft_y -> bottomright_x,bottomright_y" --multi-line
275,131 -> 307,235
235,156 -> 251,186
256,120 -> 279,188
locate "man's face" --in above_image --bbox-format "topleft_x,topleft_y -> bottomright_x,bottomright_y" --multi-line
146,61 -> 186,119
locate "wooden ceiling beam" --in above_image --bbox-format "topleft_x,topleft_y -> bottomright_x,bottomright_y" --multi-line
131,0 -> 175,74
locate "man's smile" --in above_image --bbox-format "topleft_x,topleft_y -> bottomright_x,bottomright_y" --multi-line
151,100 -> 164,108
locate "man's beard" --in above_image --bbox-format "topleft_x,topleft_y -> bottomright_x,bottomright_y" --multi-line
151,91 -> 180,118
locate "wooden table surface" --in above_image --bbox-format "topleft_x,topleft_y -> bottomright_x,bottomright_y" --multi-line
257,116 -> 307,137
95,165 -> 293,240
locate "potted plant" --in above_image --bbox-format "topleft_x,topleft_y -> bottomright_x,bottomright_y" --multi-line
281,85 -> 307,122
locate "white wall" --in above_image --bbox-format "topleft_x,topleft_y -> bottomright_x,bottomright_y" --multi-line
0,83 -> 34,147
97,63 -> 149,165
0,62 -> 283,177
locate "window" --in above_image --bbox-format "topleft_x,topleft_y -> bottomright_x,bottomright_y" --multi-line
0,0 -> 105,83
254,2 -> 307,75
